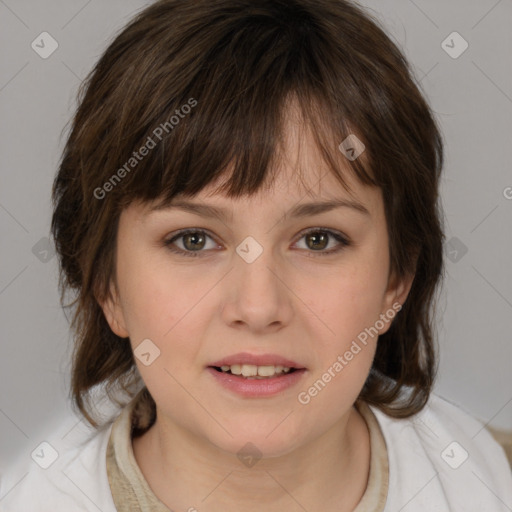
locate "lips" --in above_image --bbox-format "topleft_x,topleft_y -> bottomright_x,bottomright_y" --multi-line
206,364 -> 307,397
209,352 -> 305,369
207,353 -> 308,396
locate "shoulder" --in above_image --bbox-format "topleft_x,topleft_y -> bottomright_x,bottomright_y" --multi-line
369,392 -> 512,511
0,421 -> 117,512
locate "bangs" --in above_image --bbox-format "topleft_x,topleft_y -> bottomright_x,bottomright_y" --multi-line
88,1 -> 381,211
134,92 -> 376,210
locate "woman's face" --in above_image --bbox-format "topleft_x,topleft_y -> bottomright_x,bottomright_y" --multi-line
100,114 -> 413,458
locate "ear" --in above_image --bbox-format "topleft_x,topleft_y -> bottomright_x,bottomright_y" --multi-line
97,280 -> 130,339
378,269 -> 415,335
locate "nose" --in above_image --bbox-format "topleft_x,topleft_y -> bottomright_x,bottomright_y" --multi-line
221,239 -> 294,334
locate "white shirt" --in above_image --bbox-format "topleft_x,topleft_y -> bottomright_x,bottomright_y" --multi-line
1,392 -> 511,511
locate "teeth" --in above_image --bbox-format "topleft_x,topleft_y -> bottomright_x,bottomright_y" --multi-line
241,364 -> 258,377
230,364 -> 242,375
218,364 -> 294,378
257,365 -> 275,377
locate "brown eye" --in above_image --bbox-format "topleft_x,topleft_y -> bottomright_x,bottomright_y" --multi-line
182,232 -> 206,251
305,231 -> 329,250
295,228 -> 350,256
164,227 -> 350,259
164,229 -> 217,257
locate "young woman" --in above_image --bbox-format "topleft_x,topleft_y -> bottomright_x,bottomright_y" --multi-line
2,1 -> 511,510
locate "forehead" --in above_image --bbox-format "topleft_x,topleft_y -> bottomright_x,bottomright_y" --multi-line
137,104 -> 381,220
136,164 -> 381,229
200,159 -> 365,207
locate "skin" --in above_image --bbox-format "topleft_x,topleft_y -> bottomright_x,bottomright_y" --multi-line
100,107 -> 415,512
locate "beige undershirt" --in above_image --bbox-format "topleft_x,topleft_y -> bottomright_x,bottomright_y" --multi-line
106,388 -> 389,511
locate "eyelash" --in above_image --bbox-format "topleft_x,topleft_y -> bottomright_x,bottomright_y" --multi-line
163,228 -> 350,258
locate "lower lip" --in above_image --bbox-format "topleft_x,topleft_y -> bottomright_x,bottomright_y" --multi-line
206,367 -> 307,397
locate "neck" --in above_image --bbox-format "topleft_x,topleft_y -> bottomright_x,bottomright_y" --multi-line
133,405 -> 370,512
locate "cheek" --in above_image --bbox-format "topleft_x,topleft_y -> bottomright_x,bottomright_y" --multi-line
118,270 -> 173,341
313,260 -> 389,345
117,256 -> 214,365
296,267 -> 386,418
116,250 -> 196,339
120,266 -> 207,400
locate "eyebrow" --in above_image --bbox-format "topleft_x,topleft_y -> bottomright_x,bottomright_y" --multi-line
150,198 -> 370,221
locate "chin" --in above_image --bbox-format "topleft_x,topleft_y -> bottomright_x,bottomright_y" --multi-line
204,418 -> 306,460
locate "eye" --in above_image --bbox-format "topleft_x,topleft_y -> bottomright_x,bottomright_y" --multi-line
294,228 -> 350,256
164,228 -> 350,258
164,229 -> 218,257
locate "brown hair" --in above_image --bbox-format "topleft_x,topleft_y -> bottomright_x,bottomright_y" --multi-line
51,0 -> 445,427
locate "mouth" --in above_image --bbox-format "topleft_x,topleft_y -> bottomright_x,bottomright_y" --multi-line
206,353 -> 307,397
210,364 -> 299,379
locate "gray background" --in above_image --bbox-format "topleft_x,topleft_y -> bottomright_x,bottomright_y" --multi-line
1,0 -> 511,483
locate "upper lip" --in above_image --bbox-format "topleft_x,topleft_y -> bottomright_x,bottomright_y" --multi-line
209,352 -> 305,369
